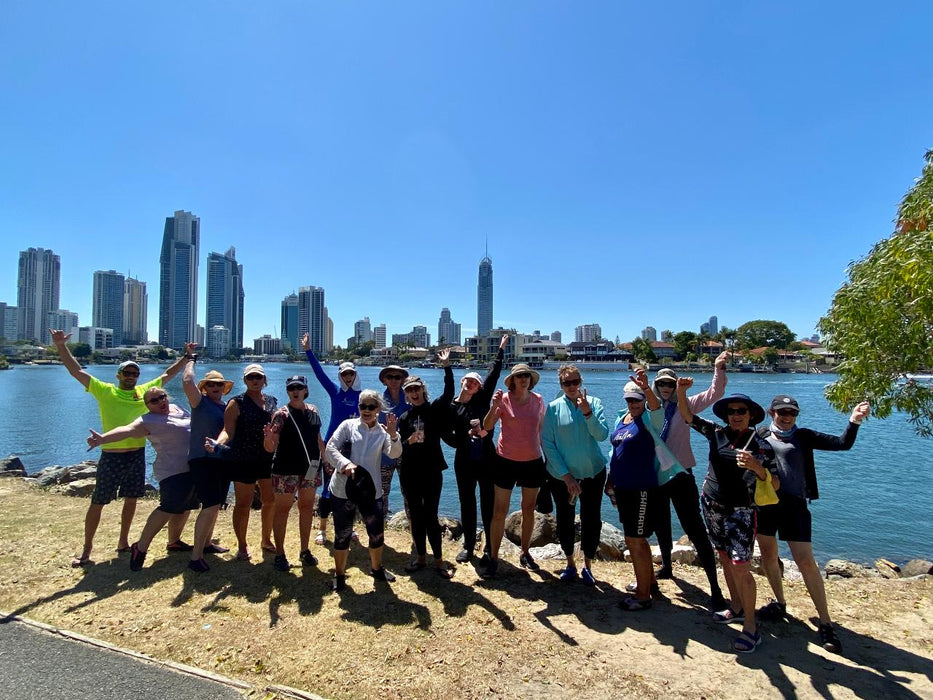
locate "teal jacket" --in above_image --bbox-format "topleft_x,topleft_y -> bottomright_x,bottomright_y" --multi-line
612,407 -> 686,486
542,395 -> 610,480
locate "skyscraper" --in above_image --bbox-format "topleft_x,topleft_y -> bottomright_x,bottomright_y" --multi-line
159,210 -> 200,350
373,323 -> 387,349
438,307 -> 461,345
353,317 -> 372,346
575,323 -> 602,342
92,270 -> 125,346
298,285 -> 325,354
206,247 -> 244,354
477,253 -> 493,338
17,247 -> 60,343
47,309 -> 79,339
123,277 -> 148,345
280,293 -> 299,351
708,315 -> 719,336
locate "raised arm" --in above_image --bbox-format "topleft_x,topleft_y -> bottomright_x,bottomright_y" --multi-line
86,420 -> 148,449
182,356 -> 202,408
483,389 -> 504,431
301,332 -> 338,398
675,377 -> 695,425
687,351 -> 728,412
49,329 -> 91,388
806,401 -> 870,451
160,342 -> 197,384
479,335 -> 508,404
631,368 -> 659,411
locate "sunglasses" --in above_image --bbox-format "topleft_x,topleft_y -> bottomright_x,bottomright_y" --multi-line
287,385 -> 305,391
775,409 -> 799,417
244,373 -> 264,380
359,404 -> 379,412
384,374 -> 404,381
204,381 -> 224,388
656,381 -> 676,388
625,397 -> 644,403
726,407 -> 749,416
146,394 -> 168,405
561,378 -> 582,387
121,371 -> 139,377
512,372 -> 531,380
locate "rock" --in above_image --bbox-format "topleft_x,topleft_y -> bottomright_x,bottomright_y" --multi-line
625,545 -> 663,565
497,538 -> 521,559
63,466 -> 98,483
31,465 -> 69,486
0,455 -> 26,478
875,558 -> 901,579
386,512 -> 410,530
438,516 -> 463,541
57,478 -> 96,497
676,534 -> 692,546
504,511 -> 557,548
900,559 -> 933,577
597,522 -> 626,561
824,559 -> 873,578
670,544 -> 697,566
528,543 -> 564,560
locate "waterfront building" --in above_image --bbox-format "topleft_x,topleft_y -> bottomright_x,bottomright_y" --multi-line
159,210 -> 200,350
650,341 -> 677,359
280,293 -> 299,351
208,325 -> 230,359
17,247 -> 60,343
92,270 -> 125,346
48,309 -> 79,340
297,286 -> 325,355
515,337 -> 566,364
0,303 -> 17,341
324,312 -> 333,353
123,277 -> 148,345
567,339 -> 625,363
195,324 -> 205,348
254,334 -> 281,355
641,326 -> 658,342
373,323 -> 387,349
392,324 -> 431,349
465,327 -> 515,363
574,323 -> 602,342
206,247 -> 244,352
437,307 -> 461,346
79,326 -> 114,351
477,253 -> 493,338
354,317 -> 372,346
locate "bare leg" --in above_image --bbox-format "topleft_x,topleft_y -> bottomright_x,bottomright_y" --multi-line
369,544 -> 384,571
718,550 -> 741,608
166,511 -> 190,544
519,487 -> 538,553
756,534 -> 785,602
297,489 -> 316,552
191,505 -> 220,560
136,508 -> 174,552
334,548 -> 349,576
729,560 -> 757,635
80,503 -> 104,560
258,478 -> 275,550
489,486 -> 512,560
232,481 -> 254,554
273,492 -> 294,556
118,498 -> 137,550
789,540 -> 831,624
626,536 -> 654,599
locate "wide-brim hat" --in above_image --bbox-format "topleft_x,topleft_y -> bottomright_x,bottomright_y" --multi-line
504,363 -> 540,390
379,365 -> 409,383
345,467 -> 377,506
713,393 -> 766,425
197,370 -> 234,395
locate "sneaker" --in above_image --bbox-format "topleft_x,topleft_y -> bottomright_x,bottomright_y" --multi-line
314,531 -> 326,546
371,567 -> 396,582
479,558 -> 498,579
559,566 -> 578,582
757,599 -> 787,621
818,623 -> 842,653
273,554 -> 290,572
129,543 -> 146,572
519,552 -> 540,571
626,581 -> 661,595
618,596 -> 652,611
654,566 -> 673,580
713,607 -> 744,624
166,540 -> 194,552
580,567 -> 596,586
332,574 -> 346,592
299,549 -> 318,567
187,558 -> 210,573
455,548 -> 472,564
203,543 -> 229,554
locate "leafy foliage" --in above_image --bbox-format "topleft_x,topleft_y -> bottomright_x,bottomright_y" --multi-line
819,149 -> 933,436
735,320 -> 795,350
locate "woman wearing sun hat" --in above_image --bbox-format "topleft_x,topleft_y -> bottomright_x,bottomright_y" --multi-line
182,361 -> 235,570
206,363 -> 277,561
482,361 -> 546,578
676,379 -> 778,654
378,364 -> 410,520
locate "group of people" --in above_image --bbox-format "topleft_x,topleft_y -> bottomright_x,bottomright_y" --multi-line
52,328 -> 869,656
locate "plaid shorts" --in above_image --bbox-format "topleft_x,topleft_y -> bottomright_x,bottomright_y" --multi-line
701,493 -> 756,563
92,449 -> 146,505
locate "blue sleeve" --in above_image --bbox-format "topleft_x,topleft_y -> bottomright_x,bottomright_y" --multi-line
541,406 -> 569,479
305,350 -> 337,398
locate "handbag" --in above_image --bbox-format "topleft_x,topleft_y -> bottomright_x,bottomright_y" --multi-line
737,431 -> 779,506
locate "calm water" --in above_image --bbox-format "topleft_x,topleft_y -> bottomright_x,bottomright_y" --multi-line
2,362 -> 929,565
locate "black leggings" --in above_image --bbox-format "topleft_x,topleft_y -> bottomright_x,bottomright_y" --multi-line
453,453 -> 495,553
399,467 -> 444,559
655,470 -> 722,595
332,496 -> 385,551
549,469 -> 606,560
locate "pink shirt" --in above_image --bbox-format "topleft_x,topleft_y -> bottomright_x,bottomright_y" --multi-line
496,391 -> 545,462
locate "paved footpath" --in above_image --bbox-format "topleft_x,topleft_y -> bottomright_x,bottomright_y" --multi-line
0,617 -> 248,700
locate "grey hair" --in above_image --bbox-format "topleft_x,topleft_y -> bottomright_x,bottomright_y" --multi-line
358,389 -> 386,411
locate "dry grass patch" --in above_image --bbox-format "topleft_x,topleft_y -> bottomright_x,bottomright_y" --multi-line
0,479 -> 930,699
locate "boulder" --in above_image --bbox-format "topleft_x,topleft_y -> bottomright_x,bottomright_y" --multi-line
528,543 -> 565,561
824,559 -> 873,578
597,522 -> 626,561
62,466 -> 98,483
0,455 -> 26,478
676,534 -> 692,546
58,478 -> 96,497
387,512 -> 410,530
504,511 -> 557,548
31,465 -> 69,486
438,516 -> 463,541
670,544 -> 698,566
625,545 -> 663,565
875,558 -> 901,579
497,537 -> 521,559
900,559 -> 933,578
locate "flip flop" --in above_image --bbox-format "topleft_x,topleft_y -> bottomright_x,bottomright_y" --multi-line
261,543 -> 277,553
115,546 -> 132,553
435,565 -> 455,579
732,630 -> 762,654
70,555 -> 90,568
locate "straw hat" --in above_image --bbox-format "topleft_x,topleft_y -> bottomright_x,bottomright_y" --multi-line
504,363 -> 540,390
197,370 -> 234,395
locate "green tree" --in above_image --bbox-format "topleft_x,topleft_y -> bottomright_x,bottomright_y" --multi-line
819,149 -> 933,436
671,331 -> 697,360
69,342 -> 92,359
630,337 -> 657,364
762,347 -> 780,367
735,320 -> 795,350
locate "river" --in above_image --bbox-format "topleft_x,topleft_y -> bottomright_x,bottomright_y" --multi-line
2,362 -> 929,565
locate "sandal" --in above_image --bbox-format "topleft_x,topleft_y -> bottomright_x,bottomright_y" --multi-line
70,555 -> 91,568
404,560 -> 427,573
618,596 -> 652,612
818,623 -> 842,653
261,543 -> 277,553
115,546 -> 132,553
235,549 -> 252,562
435,565 -> 455,579
732,630 -> 761,654
713,607 -> 744,624
314,531 -> 326,546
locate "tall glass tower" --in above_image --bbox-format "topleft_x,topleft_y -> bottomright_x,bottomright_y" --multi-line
92,270 -> 126,346
159,210 -> 200,350
477,253 -> 493,338
17,247 -> 60,343
206,247 -> 244,355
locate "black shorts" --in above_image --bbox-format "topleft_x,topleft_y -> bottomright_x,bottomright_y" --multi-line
157,472 -> 200,514
493,455 -> 546,491
92,449 -> 146,505
756,495 -> 812,543
188,457 -> 230,509
230,458 -> 272,485
616,488 -> 658,538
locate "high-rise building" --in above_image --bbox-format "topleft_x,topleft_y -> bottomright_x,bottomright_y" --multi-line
48,309 -> 79,340
708,315 -> 719,336
17,247 -> 60,343
208,325 -> 230,358
641,326 -> 657,342
392,325 -> 431,348
123,277 -> 148,345
373,323 -> 387,349
298,286 -> 325,354
280,293 -> 299,351
92,270 -> 125,346
79,326 -> 114,351
206,247 -> 244,354
0,303 -> 18,341
437,308 -> 462,346
550,330 -> 562,343
477,254 -> 493,338
195,324 -> 205,348
159,210 -> 200,350
353,317 -> 372,346
575,323 -> 602,342
254,335 -> 281,355
324,311 -> 333,352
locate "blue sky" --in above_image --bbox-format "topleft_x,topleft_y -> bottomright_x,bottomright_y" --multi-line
2,2 -> 930,347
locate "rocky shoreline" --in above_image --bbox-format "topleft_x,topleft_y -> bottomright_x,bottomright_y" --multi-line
3,453 -> 930,581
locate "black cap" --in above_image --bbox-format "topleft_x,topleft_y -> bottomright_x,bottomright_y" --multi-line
769,395 -> 800,412
285,375 -> 308,389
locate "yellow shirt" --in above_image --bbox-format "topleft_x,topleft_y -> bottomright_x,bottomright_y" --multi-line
86,375 -> 162,450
